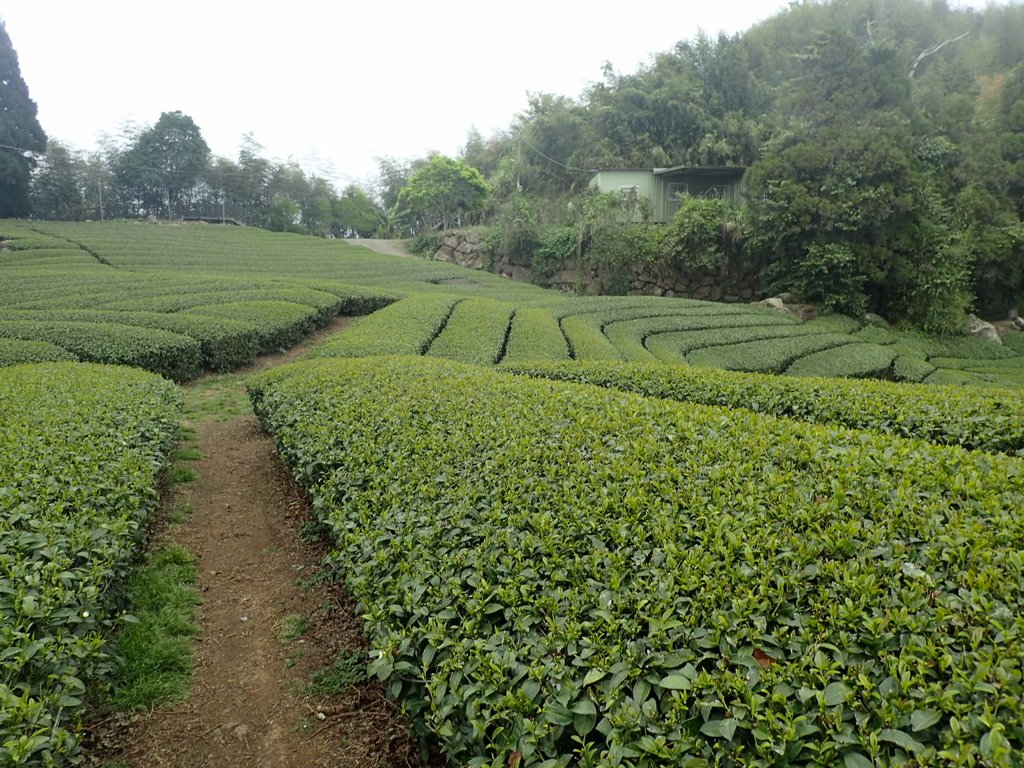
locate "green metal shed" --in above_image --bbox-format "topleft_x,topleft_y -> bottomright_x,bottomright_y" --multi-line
590,166 -> 746,222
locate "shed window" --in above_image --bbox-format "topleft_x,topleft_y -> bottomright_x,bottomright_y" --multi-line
666,182 -> 689,217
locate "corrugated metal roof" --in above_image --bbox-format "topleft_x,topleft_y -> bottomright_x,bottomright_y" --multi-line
653,166 -> 746,176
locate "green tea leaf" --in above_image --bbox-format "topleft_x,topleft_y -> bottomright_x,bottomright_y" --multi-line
843,752 -> 874,768
879,728 -> 925,753
659,674 -> 692,690
910,709 -> 942,732
824,682 -> 853,707
700,718 -> 738,741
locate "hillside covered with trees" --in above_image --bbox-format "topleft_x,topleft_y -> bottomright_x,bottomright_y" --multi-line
449,0 -> 1024,331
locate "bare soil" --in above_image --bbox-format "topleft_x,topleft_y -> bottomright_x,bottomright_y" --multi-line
349,239 -> 411,258
88,317 -> 431,767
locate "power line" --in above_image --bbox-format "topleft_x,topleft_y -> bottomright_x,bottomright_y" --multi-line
0,142 -> 44,155
517,133 -> 595,174
2,141 -> 352,185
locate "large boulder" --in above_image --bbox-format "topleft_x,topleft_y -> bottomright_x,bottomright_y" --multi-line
967,313 -> 1002,345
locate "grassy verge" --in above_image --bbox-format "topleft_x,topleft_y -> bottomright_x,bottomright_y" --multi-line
110,546 -> 200,710
184,372 -> 254,421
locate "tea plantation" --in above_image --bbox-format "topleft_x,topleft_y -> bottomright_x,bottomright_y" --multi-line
3,220 -> 1024,765
0,363 -> 181,763
252,356 -> 1024,767
5,220 -> 1024,385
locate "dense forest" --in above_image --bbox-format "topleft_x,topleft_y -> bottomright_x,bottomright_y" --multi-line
9,0 -> 1024,329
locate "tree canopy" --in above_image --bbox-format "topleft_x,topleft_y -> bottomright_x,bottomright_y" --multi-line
0,20 -> 46,218
113,111 -> 210,218
397,155 -> 490,232
28,122 -> 385,238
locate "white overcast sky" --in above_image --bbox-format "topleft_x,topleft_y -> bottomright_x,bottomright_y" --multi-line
0,0 -> 1009,188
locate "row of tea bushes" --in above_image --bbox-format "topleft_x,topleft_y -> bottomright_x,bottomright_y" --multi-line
309,294 -> 463,358
187,300 -> 327,352
0,310 -> 260,373
0,363 -> 182,765
684,334 -> 863,374
0,319 -> 202,381
502,309 -> 570,364
427,298 -> 515,366
250,356 -> 1024,766
0,338 -> 77,366
502,360 -> 1024,455
560,314 -> 624,361
784,343 -> 898,379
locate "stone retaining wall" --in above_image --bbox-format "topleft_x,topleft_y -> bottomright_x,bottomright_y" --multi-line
433,230 -> 762,302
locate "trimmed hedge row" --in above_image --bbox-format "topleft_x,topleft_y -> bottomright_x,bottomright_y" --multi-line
597,310 -> 795,364
502,359 -> 1024,455
784,343 -> 897,378
502,308 -> 571,364
685,334 -> 857,374
0,320 -> 201,381
0,310 -> 260,372
309,294 -> 463,358
560,314 -> 623,361
251,356 -> 1024,767
0,249 -> 95,268
0,338 -> 77,367
645,325 -> 831,362
187,300 -> 328,353
100,286 -> 343,316
1,363 -> 182,765
427,298 -> 514,366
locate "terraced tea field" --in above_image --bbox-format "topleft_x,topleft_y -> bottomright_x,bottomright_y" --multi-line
4,220 -> 1024,386
4,219 -> 1024,766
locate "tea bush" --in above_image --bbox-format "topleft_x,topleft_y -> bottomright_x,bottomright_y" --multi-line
0,363 -> 181,764
251,356 -> 1024,766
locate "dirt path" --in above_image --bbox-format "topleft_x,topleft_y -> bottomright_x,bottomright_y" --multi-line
350,238 -> 411,257
101,318 -> 427,767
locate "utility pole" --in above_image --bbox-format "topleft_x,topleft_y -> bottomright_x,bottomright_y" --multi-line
98,178 -> 104,222
517,134 -> 522,192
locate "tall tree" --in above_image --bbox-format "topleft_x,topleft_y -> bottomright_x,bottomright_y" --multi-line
29,140 -> 84,220
332,185 -> 380,238
0,20 -> 47,217
114,111 -> 209,217
398,154 -> 490,232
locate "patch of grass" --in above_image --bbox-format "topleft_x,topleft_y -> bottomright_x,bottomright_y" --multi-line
169,500 -> 194,524
184,373 -> 253,420
308,648 -> 368,696
111,546 -> 200,711
168,465 -> 198,484
176,425 -> 197,441
279,613 -> 311,643
171,445 -> 203,461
